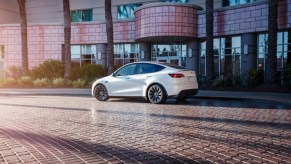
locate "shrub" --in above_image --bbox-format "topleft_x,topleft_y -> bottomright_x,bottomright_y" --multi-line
33,78 -> 51,88
52,77 -> 66,88
244,69 -> 264,87
69,64 -> 107,82
5,66 -> 23,80
18,76 -> 33,86
29,60 -> 64,80
212,75 -> 228,88
114,64 -> 123,71
72,79 -> 86,88
0,78 -> 18,87
233,74 -> 243,87
197,75 -> 206,86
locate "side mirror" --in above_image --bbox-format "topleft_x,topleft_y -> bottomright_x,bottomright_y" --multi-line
112,72 -> 117,77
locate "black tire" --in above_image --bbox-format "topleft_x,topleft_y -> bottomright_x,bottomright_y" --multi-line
147,84 -> 166,104
176,96 -> 188,102
94,84 -> 109,101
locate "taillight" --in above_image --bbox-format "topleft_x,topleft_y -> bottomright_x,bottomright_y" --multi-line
169,73 -> 185,78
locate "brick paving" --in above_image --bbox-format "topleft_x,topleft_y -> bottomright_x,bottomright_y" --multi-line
0,95 -> 290,163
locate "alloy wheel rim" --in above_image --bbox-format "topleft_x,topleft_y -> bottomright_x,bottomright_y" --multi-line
96,85 -> 108,100
149,85 -> 162,103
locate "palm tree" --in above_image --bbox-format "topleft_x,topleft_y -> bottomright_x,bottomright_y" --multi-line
205,0 -> 215,83
265,0 -> 278,84
17,0 -> 29,75
63,0 -> 71,78
105,0 -> 114,75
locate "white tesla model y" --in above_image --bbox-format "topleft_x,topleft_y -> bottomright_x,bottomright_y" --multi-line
92,62 -> 198,104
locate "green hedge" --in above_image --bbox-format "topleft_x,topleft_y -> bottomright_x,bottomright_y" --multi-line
69,64 -> 107,83
29,60 -> 64,80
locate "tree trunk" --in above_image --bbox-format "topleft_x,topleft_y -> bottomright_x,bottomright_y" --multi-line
17,0 -> 29,75
63,0 -> 71,79
265,0 -> 278,84
205,0 -> 215,83
105,0 -> 114,75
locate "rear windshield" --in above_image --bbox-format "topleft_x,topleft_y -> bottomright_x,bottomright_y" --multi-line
162,63 -> 186,69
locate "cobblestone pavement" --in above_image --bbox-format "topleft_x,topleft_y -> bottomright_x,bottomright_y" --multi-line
0,95 -> 290,164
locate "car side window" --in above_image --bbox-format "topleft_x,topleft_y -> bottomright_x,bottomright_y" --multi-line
115,64 -> 136,76
134,63 -> 165,74
134,64 -> 154,74
154,65 -> 165,72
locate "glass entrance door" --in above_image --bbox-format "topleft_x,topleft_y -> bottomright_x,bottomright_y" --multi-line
157,57 -> 181,66
152,43 -> 186,67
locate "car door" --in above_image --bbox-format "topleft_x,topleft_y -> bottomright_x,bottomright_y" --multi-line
106,64 -> 141,97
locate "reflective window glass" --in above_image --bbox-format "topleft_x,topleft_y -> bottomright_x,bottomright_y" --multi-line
116,64 -> 136,76
257,32 -> 290,73
160,0 -> 188,3
117,3 -> 142,19
134,63 -> 158,74
200,36 -> 241,77
114,44 -> 140,66
152,43 -> 187,67
71,45 -> 96,66
71,9 -> 93,22
222,0 -> 256,7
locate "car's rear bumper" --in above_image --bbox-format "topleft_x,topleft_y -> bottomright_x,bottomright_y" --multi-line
168,89 -> 198,98
178,89 -> 198,96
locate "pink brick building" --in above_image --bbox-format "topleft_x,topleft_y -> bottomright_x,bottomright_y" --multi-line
0,0 -> 290,82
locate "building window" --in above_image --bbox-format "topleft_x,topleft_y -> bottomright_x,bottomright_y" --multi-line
160,0 -> 189,3
152,44 -> 187,67
71,45 -> 96,66
117,3 -> 142,19
222,0 -> 256,7
200,36 -> 241,78
71,9 -> 93,22
258,32 -> 291,81
114,44 -> 140,66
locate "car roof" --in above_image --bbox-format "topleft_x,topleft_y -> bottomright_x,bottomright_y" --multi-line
128,61 -> 186,69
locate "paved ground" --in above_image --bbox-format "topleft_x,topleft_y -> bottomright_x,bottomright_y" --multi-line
0,88 -> 291,104
0,90 -> 290,163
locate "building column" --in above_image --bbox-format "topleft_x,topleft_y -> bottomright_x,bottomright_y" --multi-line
139,43 -> 151,61
187,40 -> 199,72
241,33 -> 257,76
96,44 -> 107,67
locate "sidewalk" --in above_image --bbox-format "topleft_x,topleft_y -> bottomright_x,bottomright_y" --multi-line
0,88 -> 290,104
0,88 -> 91,96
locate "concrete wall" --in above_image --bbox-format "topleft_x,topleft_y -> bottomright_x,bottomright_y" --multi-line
0,0 -> 19,24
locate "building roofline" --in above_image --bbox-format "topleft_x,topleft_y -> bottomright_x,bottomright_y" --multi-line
134,2 -> 203,13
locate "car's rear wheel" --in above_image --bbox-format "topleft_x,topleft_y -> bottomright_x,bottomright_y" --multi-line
94,84 -> 109,101
147,84 -> 166,104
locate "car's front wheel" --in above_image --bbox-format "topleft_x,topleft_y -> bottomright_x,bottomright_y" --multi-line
147,84 -> 166,104
94,84 -> 109,101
